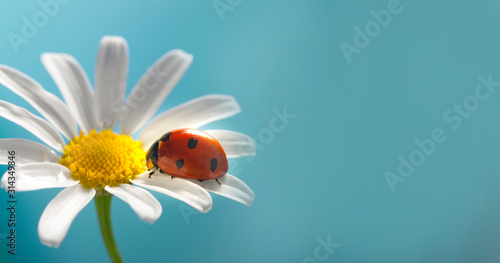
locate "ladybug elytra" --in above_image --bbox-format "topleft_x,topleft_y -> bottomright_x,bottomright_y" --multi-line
146,128 -> 228,182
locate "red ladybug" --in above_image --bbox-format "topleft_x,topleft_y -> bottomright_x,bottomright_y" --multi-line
146,128 -> 228,182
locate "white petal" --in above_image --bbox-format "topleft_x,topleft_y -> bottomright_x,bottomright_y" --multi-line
204,130 -> 256,158
0,139 -> 59,165
0,163 -> 78,192
0,100 -> 65,152
0,66 -> 78,139
94,36 -> 129,130
131,172 -> 212,213
187,174 -> 254,206
41,53 -> 97,133
138,95 -> 241,150
38,184 -> 95,248
120,49 -> 193,135
105,184 -> 161,223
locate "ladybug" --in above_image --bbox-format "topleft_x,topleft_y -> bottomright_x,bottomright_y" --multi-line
146,128 -> 228,183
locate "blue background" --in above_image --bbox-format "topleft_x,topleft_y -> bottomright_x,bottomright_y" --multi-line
2,0 -> 500,262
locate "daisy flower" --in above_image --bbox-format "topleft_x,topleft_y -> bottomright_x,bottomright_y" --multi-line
0,36 -> 255,262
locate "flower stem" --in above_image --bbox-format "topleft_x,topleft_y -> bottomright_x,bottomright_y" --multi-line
95,192 -> 123,263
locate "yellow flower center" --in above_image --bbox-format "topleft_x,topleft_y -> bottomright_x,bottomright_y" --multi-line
59,130 -> 146,189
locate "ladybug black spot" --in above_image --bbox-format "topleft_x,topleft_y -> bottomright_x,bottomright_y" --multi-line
187,138 -> 198,149
176,159 -> 184,169
160,132 -> 171,141
210,158 -> 218,172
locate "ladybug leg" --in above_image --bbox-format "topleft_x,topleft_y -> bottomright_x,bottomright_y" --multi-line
171,176 -> 174,180
148,169 -> 155,178
215,178 -> 221,186
156,168 -> 172,179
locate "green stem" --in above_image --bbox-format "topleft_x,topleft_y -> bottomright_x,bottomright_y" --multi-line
95,192 -> 124,263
